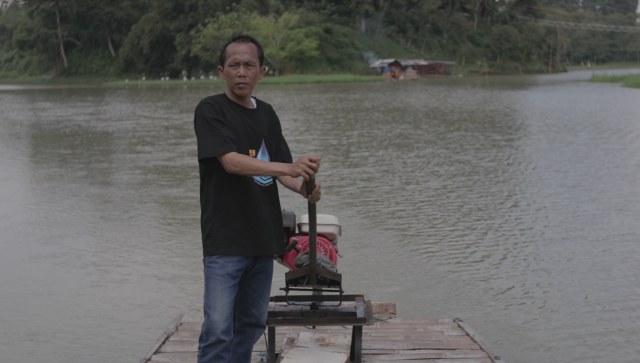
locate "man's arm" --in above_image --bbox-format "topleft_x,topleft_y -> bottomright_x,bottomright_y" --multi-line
217,152 -> 291,176
216,152 -> 321,202
277,175 -> 321,203
277,175 -> 304,194
218,152 -> 320,180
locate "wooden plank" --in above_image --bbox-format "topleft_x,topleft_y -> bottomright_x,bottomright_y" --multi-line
157,339 -> 197,353
369,302 -> 397,320
364,359 -> 494,363
140,313 -> 184,363
149,352 -> 266,363
144,303 -> 501,363
363,339 -> 480,350
455,318 -> 504,363
293,331 -> 352,353
173,321 -> 199,331
148,349 -> 268,363
148,352 -> 196,363
280,349 -> 349,363
362,349 -> 488,359
279,331 -> 352,363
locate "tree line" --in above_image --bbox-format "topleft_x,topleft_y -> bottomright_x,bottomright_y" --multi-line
0,0 -> 638,79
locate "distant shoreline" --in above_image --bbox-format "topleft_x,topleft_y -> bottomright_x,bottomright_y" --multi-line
2,63 -> 640,87
0,74 -> 384,86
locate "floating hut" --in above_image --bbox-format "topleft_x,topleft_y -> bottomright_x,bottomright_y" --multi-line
370,58 -> 457,79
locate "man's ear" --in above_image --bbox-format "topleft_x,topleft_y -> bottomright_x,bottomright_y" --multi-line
217,66 -> 224,77
259,66 -> 268,78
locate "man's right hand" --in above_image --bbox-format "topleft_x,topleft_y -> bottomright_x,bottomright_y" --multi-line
289,155 -> 321,180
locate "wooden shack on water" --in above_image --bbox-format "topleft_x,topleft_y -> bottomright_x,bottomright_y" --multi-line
370,58 -> 457,79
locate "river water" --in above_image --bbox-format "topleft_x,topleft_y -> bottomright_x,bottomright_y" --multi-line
1,70 -> 639,363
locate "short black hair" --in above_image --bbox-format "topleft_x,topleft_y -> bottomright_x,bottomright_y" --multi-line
218,34 -> 265,67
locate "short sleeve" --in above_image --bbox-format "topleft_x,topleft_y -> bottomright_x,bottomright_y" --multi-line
262,104 -> 292,164
275,132 -> 293,164
194,98 -> 236,160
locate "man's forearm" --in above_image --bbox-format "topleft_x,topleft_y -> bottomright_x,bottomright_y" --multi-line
277,175 -> 304,195
217,152 -> 291,177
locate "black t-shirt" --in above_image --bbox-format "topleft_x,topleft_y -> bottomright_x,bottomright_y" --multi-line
194,93 -> 292,256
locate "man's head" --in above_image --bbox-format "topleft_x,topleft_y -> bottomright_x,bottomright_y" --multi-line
219,34 -> 265,68
217,34 -> 267,107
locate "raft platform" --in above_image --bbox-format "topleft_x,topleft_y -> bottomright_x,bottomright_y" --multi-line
141,302 -> 503,363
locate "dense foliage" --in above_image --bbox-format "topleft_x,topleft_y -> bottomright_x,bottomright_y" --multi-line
0,0 -> 638,78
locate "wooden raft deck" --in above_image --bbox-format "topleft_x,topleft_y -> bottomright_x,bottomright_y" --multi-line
142,303 -> 503,363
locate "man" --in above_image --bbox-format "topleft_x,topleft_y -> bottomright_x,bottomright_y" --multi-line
193,34 -> 321,363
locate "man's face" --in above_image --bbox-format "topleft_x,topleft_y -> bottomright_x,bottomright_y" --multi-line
218,42 -> 266,105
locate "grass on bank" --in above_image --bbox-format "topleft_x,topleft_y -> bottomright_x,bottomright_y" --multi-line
568,62 -> 640,71
0,73 -> 384,86
102,73 -> 383,87
0,74 -> 120,85
590,73 -> 640,89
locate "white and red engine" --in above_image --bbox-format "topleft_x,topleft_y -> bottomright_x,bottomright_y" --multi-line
281,211 -> 341,272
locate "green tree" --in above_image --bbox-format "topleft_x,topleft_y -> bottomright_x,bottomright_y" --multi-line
191,11 -> 252,73
251,11 -> 312,74
0,3 -> 57,75
1,0 -> 638,78
582,0 -> 638,15
94,0 -> 148,58
510,0 -> 544,18
316,23 -> 362,72
119,10 -> 175,76
19,0 -> 71,70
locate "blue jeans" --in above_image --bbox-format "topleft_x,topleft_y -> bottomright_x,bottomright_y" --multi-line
197,255 -> 274,363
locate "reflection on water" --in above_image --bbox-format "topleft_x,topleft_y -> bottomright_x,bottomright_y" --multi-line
1,70 -> 640,363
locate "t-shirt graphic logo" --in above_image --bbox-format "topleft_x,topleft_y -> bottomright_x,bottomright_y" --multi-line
253,140 -> 273,186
